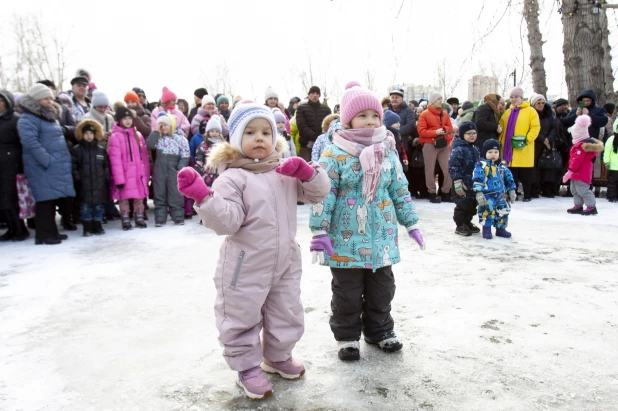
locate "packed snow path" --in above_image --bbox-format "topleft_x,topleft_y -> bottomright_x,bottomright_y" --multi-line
1,198 -> 617,411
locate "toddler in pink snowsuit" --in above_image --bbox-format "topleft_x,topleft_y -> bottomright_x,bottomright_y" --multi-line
177,103 -> 330,400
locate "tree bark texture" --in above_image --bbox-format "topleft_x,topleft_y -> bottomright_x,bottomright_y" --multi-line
600,8 -> 616,105
524,0 -> 548,97
561,0 -> 607,106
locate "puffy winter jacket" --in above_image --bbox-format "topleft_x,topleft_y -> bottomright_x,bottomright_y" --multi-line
448,137 -> 480,201
108,124 -> 150,200
387,103 -> 416,151
472,159 -> 517,198
17,95 -> 75,202
562,90 -> 608,139
150,106 -> 191,137
71,134 -> 110,205
189,108 -> 229,137
603,135 -> 618,170
498,102 -> 541,168
568,138 -> 604,184
296,101 -> 332,147
418,106 -> 454,146
472,103 -> 500,149
0,90 -> 23,210
309,140 -> 419,271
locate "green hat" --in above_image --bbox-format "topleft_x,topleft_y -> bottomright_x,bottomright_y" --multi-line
216,95 -> 229,105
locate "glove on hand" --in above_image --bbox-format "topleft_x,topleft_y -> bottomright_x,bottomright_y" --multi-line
508,190 -> 516,203
276,157 -> 316,181
177,167 -> 211,203
562,170 -> 573,184
310,234 -> 334,264
453,179 -> 467,197
476,192 -> 488,206
408,228 -> 425,250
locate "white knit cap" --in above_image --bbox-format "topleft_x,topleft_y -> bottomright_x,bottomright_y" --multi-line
28,83 -> 54,101
428,90 -> 443,105
265,86 -> 279,101
530,93 -> 546,106
228,103 -> 277,156
205,115 -> 222,133
202,95 -> 216,106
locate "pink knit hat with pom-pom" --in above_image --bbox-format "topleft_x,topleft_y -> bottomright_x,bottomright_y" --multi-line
569,114 -> 592,144
340,81 -> 383,127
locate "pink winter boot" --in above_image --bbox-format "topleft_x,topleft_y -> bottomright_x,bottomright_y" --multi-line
261,357 -> 306,380
237,366 -> 273,400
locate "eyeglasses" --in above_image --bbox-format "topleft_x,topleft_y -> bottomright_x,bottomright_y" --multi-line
137,94 -> 145,98
464,131 -> 478,136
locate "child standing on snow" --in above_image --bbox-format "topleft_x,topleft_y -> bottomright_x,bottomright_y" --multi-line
448,121 -> 481,236
472,139 -> 517,239
71,120 -> 110,236
189,117 -> 210,162
194,116 -> 224,188
147,112 -> 190,226
176,103 -> 329,400
309,81 -> 425,362
108,107 -> 150,230
563,114 -> 605,215
274,111 -> 296,158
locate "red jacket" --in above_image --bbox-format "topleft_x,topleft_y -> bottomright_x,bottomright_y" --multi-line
418,106 -> 454,146
568,138 -> 604,184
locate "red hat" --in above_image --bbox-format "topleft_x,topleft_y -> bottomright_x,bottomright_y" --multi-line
124,91 -> 140,104
161,87 -> 177,103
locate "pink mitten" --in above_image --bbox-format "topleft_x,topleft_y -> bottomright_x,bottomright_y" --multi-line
562,170 -> 573,184
408,228 -> 426,250
276,157 -> 316,181
177,167 -> 211,202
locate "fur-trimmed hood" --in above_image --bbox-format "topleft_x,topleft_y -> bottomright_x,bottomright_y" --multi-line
206,135 -> 287,172
581,138 -> 604,153
19,95 -> 62,122
321,113 -> 340,132
75,119 -> 103,141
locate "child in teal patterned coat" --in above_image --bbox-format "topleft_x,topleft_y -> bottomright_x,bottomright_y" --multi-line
309,81 -> 425,362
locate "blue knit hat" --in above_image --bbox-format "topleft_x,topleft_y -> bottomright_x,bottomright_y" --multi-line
458,121 -> 477,139
383,110 -> 401,127
228,102 -> 277,156
482,138 -> 501,159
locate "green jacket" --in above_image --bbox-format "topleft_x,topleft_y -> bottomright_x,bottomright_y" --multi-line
458,108 -> 475,124
603,135 -> 618,170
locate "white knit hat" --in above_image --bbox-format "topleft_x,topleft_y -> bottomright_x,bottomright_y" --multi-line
265,86 -> 279,101
530,93 -> 546,107
205,115 -> 222,133
428,90 -> 443,105
202,95 -> 216,106
28,83 -> 54,101
228,103 -> 277,156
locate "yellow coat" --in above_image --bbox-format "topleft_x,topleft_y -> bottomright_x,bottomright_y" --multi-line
290,116 -> 300,153
498,102 -> 541,168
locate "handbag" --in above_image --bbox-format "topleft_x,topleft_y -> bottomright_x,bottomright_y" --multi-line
538,138 -> 563,170
16,174 -> 36,219
511,135 -> 528,149
434,112 -> 448,149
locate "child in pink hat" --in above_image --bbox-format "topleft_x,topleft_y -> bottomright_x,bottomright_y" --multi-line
309,81 -> 425,362
149,87 -> 191,136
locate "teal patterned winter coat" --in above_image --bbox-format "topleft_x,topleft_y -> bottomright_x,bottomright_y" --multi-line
309,144 -> 419,271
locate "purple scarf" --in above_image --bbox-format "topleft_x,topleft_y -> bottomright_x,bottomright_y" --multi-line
503,107 -> 521,162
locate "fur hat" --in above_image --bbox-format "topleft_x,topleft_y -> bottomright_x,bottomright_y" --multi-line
76,119 -> 103,141
228,103 -> 277,156
428,90 -> 442,106
569,114 -> 592,144
340,81 -> 383,127
194,88 -> 208,100
482,138 -> 501,159
321,113 -> 340,132
202,95 -> 216,106
383,110 -> 401,127
458,121 -> 477,139
161,87 -> 177,103
205,115 -> 222,133
216,95 -> 229,105
446,97 -> 460,105
28,83 -> 54,101
124,91 -> 140,104
461,101 -> 474,111
114,106 -> 133,123
509,86 -> 524,98
91,91 -> 109,107
274,111 -> 286,124
265,87 -> 279,101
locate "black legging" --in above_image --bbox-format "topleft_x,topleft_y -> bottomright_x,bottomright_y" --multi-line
510,167 -> 534,200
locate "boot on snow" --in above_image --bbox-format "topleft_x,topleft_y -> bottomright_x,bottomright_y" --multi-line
482,226 -> 493,239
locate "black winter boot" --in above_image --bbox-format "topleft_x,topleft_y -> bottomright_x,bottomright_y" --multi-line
121,215 -> 133,231
135,212 -> 147,228
92,221 -> 105,235
338,341 -> 360,361
466,222 -> 481,234
455,224 -> 472,237
429,193 -> 441,204
364,332 -> 403,353
61,217 -> 77,231
82,221 -> 93,237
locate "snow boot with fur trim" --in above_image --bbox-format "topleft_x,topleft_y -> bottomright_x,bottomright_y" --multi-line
338,341 -> 360,361
365,333 -> 403,353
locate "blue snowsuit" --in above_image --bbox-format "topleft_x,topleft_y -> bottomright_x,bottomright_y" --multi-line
472,159 -> 516,228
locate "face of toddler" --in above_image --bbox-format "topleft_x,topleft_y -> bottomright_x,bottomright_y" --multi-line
241,118 -> 273,160
83,130 -> 95,142
350,109 -> 381,129
207,129 -> 221,139
486,148 -> 500,162
463,130 -> 477,143
276,121 -> 286,133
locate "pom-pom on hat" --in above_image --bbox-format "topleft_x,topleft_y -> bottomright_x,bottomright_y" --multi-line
205,115 -> 222,133
339,81 -> 383,127
569,114 -> 592,144
383,110 -> 401,127
124,91 -> 140,104
482,138 -> 501,159
161,87 -> 177,103
458,121 -> 477,139
228,103 -> 278,157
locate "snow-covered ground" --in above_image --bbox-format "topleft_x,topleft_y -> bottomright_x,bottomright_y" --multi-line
1,197 -> 617,411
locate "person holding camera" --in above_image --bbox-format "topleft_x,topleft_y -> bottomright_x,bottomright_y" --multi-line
417,90 -> 454,203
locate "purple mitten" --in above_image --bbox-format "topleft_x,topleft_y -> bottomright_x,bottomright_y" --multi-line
408,228 -> 425,250
177,167 -> 211,202
310,234 -> 334,264
276,157 -> 316,181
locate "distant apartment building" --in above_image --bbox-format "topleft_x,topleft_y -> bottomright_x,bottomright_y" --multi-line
468,76 -> 499,102
391,84 -> 434,102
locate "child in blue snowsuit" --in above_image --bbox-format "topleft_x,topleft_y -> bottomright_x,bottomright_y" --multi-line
448,121 -> 480,237
472,139 -> 517,239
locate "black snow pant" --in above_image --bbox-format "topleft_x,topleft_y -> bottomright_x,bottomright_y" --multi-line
453,198 -> 476,227
408,167 -> 427,198
329,266 -> 395,342
153,154 -> 186,223
607,170 -> 618,200
510,167 -> 534,200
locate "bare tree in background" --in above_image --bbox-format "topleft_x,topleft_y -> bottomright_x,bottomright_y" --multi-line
479,62 -> 515,98
200,63 -> 237,97
435,59 -> 462,98
0,14 -> 67,92
523,0 -> 548,96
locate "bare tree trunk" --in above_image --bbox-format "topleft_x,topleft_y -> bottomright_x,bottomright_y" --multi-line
523,0 -> 548,96
600,8 -> 616,104
561,0 -> 606,106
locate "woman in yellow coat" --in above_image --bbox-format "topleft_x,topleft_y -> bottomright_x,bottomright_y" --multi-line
499,86 -> 541,202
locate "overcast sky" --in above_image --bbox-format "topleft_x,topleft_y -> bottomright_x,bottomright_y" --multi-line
1,0 -> 617,106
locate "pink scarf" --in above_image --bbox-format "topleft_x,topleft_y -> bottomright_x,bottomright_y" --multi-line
332,126 -> 396,203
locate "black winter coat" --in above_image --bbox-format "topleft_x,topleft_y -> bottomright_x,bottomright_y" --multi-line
0,90 -> 23,210
562,89 -> 608,138
472,103 -> 499,150
448,137 -> 480,202
388,103 -> 416,153
58,103 -> 77,146
296,101 -> 332,147
71,139 -> 110,205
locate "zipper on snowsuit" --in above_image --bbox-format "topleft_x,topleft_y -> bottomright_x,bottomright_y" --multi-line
231,251 -> 245,286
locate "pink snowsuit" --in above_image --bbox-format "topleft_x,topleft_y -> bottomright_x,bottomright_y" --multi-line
108,124 -> 150,200
195,140 -> 330,371
150,106 -> 191,137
